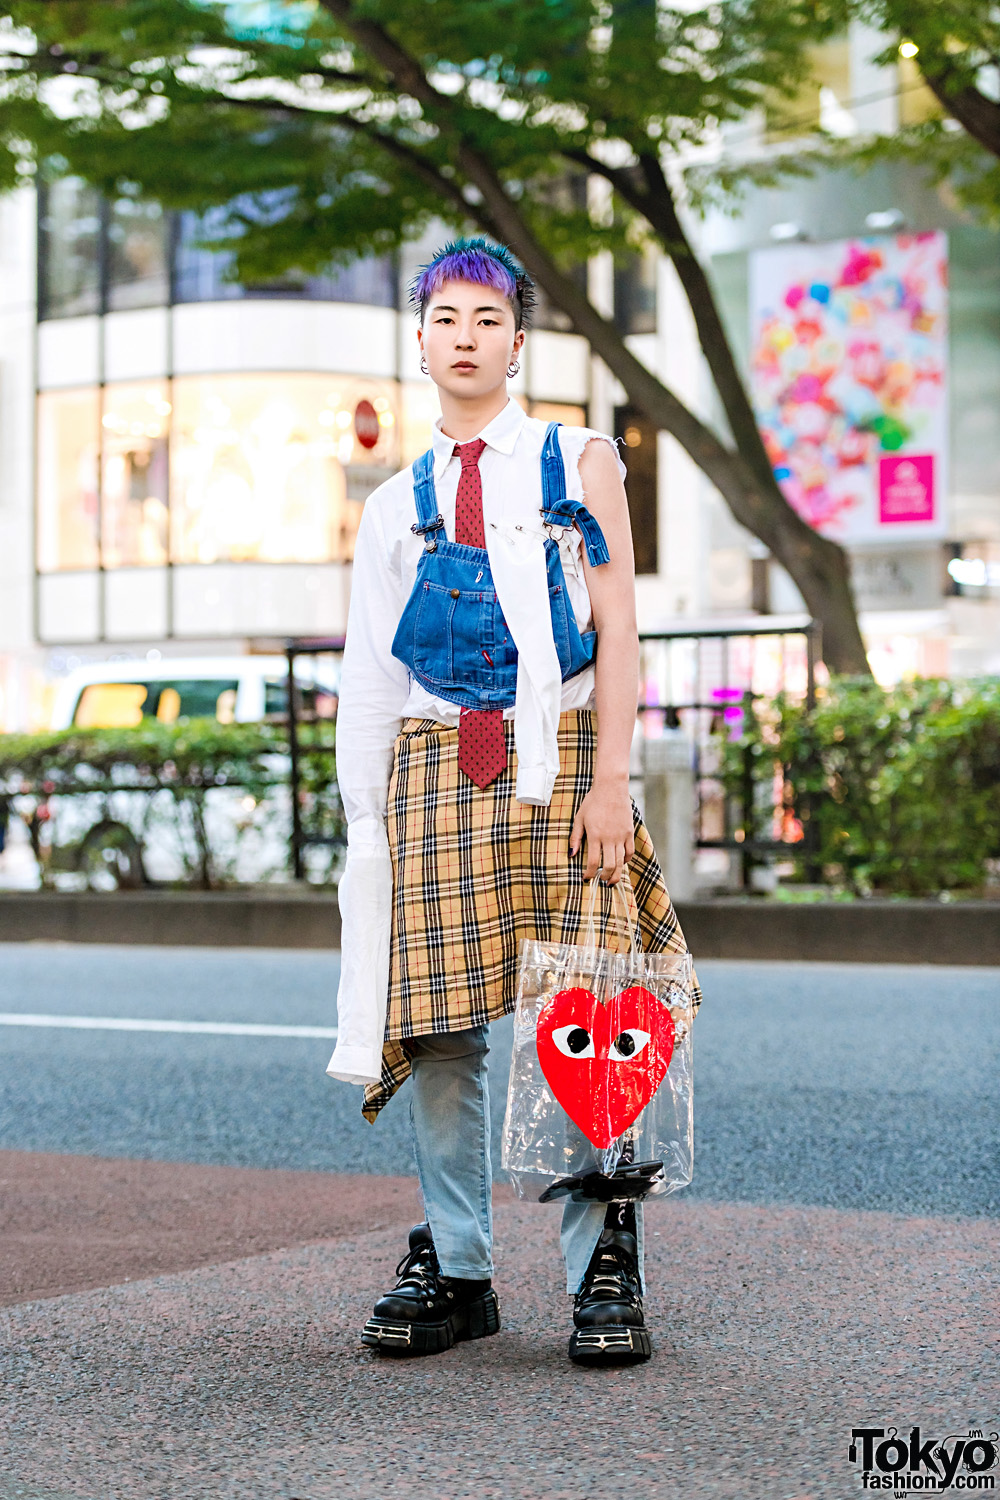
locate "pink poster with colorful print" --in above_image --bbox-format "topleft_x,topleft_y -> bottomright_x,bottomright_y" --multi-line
748,232 -> 948,543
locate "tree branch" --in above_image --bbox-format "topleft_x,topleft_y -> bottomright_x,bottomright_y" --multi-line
921,68 -> 1000,157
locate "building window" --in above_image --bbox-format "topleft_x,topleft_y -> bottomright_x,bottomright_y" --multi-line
614,405 -> 658,575
169,373 -> 399,565
172,201 -> 398,307
763,37 -> 852,141
107,195 -> 170,311
39,190 -> 399,318
36,388 -> 101,570
532,268 -> 589,333
529,401 -> 588,429
37,179 -> 102,320
101,382 -> 171,567
528,170 -> 590,331
37,375 -> 401,573
614,248 -> 657,336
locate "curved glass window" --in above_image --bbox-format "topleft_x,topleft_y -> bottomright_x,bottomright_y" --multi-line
38,375 -> 401,572
37,388 -> 101,570
38,179 -> 102,320
39,190 -> 398,317
107,196 -> 169,311
614,248 -> 658,337
172,206 -> 396,307
169,373 -> 399,565
101,382 -> 171,567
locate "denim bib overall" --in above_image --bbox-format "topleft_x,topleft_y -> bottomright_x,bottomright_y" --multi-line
390,423 -> 610,710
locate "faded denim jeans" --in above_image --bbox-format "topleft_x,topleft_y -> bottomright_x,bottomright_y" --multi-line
408,1023 -> 645,1294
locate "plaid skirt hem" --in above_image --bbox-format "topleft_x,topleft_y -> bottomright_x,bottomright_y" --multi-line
362,709 -> 699,1122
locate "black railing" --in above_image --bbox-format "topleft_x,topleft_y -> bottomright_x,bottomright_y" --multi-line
285,637 -> 344,881
635,618 -> 820,887
285,618 -> 821,886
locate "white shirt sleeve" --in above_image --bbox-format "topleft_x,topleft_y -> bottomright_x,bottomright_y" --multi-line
334,497 -> 412,835
327,494 -> 411,1087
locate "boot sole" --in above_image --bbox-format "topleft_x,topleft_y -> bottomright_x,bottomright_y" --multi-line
361,1289 -> 501,1357
569,1325 -> 652,1365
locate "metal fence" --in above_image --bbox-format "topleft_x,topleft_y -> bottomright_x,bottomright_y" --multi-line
284,637 -> 344,881
285,618 -> 820,886
634,618 -> 820,889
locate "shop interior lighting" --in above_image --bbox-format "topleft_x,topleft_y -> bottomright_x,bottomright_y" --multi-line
948,556 -> 1000,589
769,222 -> 808,243
865,209 -> 907,232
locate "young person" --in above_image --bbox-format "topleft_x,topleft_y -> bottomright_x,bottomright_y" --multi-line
327,237 -> 698,1365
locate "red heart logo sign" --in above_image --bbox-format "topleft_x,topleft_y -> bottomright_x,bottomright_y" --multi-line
535,985 -> 675,1149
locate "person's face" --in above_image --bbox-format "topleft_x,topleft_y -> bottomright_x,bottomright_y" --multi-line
418,279 -> 524,399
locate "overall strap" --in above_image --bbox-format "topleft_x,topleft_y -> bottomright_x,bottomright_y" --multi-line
540,421 -> 566,512
410,448 -> 445,546
539,422 -> 611,568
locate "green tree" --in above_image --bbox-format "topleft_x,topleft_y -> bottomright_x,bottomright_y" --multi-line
0,0 -> 870,672
845,1 -> 1000,224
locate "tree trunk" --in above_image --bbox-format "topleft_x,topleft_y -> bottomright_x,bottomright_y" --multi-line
585,150 -> 871,675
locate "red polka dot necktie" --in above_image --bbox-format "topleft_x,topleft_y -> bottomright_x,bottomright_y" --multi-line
453,439 -> 507,790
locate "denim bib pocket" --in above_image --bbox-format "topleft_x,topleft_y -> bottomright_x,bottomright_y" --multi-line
410,580 -> 458,687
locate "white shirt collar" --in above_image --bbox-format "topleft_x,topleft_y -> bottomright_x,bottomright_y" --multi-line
430,398 -> 527,478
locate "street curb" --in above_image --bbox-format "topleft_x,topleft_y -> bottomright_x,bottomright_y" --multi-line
0,890 -> 997,963
0,890 -> 342,949
673,898 -> 1000,966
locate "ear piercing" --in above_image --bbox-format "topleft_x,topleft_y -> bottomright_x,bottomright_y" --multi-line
420,355 -> 429,374
508,360 -> 521,377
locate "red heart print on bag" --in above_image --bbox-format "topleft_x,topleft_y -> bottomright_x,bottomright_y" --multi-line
535,985 -> 675,1149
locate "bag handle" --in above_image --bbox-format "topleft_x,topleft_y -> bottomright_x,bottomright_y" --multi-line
581,876 -> 640,960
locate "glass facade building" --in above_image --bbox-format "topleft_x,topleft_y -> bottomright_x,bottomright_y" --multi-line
29,184 -> 597,652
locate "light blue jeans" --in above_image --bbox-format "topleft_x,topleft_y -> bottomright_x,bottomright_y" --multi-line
408,1024 -> 645,1295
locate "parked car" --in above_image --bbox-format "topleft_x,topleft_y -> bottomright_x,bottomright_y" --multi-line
50,655 -> 339,730
16,655 -> 343,890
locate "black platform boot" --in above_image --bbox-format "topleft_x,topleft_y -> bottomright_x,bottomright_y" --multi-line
361,1223 -> 501,1356
569,1202 -> 651,1365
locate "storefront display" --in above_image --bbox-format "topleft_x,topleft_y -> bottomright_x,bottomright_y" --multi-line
36,374 -> 401,572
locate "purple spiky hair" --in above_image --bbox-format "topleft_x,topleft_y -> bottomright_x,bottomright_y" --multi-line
409,236 -> 536,330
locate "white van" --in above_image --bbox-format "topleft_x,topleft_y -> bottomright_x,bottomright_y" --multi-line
17,653 -> 343,890
50,654 -> 340,730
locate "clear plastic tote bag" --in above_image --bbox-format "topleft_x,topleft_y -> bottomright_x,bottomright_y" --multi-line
501,877 -> 695,1202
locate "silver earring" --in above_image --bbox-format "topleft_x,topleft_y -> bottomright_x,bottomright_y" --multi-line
420,355 -> 429,375
507,360 -> 520,377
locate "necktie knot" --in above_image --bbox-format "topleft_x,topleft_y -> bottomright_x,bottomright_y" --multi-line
454,438 -> 487,470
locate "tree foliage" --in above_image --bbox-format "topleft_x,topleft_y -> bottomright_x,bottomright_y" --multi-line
0,717 -> 343,887
726,677 -> 1000,895
849,0 -> 1000,224
0,0 -> 870,673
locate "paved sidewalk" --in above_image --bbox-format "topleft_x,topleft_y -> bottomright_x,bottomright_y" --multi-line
0,1151 -> 426,1306
2,1183 -> 997,1500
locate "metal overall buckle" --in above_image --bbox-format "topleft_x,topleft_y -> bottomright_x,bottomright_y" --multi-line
411,514 -> 445,553
541,504 -> 571,543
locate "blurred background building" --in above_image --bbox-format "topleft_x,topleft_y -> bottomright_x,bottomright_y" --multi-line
1,18 -> 999,732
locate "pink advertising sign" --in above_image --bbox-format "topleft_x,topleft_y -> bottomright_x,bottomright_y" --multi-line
749,232 -> 948,544
879,454 -> 935,524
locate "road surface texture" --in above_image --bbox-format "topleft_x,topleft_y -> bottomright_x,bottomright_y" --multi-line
1,943 -> 997,1500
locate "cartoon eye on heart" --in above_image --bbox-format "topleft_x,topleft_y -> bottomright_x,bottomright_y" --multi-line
536,986 -> 675,1149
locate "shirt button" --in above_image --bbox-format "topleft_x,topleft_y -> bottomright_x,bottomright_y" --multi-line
450,588 -> 460,598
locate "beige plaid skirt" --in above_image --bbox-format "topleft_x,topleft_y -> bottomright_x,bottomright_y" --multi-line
362,708 -> 700,1121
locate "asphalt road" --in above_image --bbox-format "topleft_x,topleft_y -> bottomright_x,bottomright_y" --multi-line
2,944 -> 997,1217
